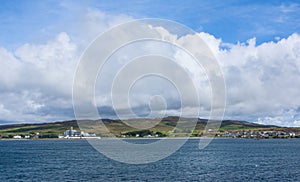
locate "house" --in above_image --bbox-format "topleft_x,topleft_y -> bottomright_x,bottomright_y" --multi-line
13,135 -> 22,139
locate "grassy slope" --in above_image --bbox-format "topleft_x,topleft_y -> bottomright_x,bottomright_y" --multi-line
0,121 -> 79,138
0,117 -> 299,138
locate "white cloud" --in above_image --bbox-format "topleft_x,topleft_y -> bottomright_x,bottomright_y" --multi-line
1,8 -> 300,127
0,9 -> 132,123
0,47 -> 21,90
200,32 -> 300,126
256,109 -> 299,127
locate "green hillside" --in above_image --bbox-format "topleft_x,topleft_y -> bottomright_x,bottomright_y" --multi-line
0,120 -> 79,138
0,117 -> 299,138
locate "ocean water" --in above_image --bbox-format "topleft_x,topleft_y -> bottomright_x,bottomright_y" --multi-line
0,138 -> 299,181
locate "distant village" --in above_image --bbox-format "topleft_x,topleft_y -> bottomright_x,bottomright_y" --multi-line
117,129 -> 300,139
215,130 -> 299,139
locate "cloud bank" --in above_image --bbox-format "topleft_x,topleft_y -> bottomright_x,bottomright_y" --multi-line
1,9 -> 300,127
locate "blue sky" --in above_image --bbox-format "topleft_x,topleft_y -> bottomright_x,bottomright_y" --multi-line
1,0 -> 300,126
1,0 -> 300,49
92,0 -> 300,43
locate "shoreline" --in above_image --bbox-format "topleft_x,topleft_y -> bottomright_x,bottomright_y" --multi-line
1,137 -> 299,141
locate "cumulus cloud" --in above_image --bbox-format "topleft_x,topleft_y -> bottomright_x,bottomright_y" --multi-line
0,9 -> 132,123
0,32 -> 77,123
85,24 -> 220,120
77,23 -> 300,127
199,32 -> 300,126
1,8 -> 300,127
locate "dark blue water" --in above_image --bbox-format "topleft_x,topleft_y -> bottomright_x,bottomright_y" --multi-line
0,138 -> 299,181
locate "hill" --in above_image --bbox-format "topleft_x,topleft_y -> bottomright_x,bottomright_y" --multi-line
0,116 -> 299,138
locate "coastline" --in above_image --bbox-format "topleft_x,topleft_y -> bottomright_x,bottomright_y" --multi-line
2,136 -> 299,141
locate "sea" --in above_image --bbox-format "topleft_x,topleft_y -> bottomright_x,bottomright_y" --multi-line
0,138 -> 299,181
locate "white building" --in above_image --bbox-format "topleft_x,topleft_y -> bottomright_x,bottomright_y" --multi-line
59,127 -> 100,139
13,135 -> 22,139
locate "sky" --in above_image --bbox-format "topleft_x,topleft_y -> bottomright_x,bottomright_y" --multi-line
1,0 -> 300,126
